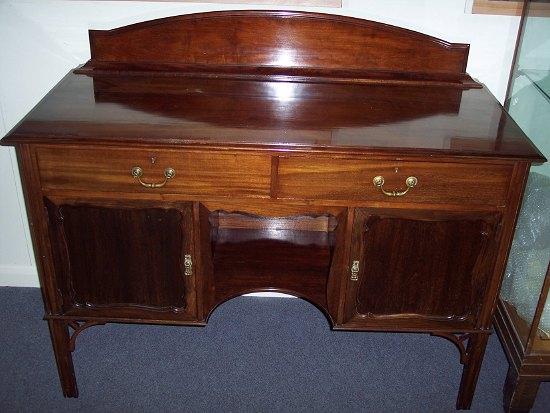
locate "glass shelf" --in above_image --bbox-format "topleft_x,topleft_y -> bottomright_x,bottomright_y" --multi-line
521,69 -> 550,102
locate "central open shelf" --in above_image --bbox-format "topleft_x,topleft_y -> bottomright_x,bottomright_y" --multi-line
209,212 -> 338,309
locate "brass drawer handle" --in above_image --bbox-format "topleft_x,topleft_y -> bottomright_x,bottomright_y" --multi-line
131,166 -> 175,188
373,175 -> 418,197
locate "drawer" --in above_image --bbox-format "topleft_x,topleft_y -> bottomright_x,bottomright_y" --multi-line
275,157 -> 513,206
37,146 -> 272,197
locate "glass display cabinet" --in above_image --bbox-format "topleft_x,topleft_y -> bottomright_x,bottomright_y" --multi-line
495,0 -> 550,412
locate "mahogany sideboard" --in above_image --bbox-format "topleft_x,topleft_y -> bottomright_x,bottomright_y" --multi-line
1,11 -> 546,410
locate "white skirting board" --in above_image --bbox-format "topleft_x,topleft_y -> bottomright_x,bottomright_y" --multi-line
0,265 -> 40,287
0,267 -> 295,298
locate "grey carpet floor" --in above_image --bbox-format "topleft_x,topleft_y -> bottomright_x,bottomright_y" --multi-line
0,287 -> 548,412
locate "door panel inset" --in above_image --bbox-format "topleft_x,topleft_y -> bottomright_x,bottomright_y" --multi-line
343,208 -> 501,329
46,200 -> 196,320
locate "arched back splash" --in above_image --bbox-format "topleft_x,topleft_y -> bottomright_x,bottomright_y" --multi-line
77,10 -> 479,88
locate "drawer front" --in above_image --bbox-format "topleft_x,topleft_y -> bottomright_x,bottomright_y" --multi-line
276,157 -> 513,206
37,147 -> 272,197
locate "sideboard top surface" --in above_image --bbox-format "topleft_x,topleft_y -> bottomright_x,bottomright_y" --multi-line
2,73 -> 544,161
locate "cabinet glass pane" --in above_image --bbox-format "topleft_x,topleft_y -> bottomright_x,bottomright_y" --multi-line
503,1 -> 550,348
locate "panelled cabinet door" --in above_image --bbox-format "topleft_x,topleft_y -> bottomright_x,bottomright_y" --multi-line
342,208 -> 502,330
45,200 -> 197,322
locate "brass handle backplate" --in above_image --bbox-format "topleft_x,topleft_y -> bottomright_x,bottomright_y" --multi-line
373,175 -> 418,197
131,166 -> 175,188
350,260 -> 360,281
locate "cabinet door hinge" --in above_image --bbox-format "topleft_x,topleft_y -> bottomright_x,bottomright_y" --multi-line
184,254 -> 193,276
350,260 -> 360,281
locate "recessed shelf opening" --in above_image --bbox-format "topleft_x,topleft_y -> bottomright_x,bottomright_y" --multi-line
209,211 -> 339,309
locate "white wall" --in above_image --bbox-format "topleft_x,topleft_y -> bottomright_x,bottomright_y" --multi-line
0,0 -> 521,287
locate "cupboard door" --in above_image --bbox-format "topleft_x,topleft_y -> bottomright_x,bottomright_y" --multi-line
342,208 -> 501,329
46,200 -> 197,321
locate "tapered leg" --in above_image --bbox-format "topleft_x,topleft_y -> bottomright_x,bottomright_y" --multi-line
456,333 -> 489,409
47,320 -> 78,397
503,366 -> 540,413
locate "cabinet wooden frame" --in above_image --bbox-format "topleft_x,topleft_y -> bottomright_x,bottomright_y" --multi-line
472,0 -> 524,16
472,0 -> 550,17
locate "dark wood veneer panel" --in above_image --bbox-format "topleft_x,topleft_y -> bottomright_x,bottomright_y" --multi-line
356,216 -> 489,319
46,200 -> 194,316
343,209 -> 502,329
